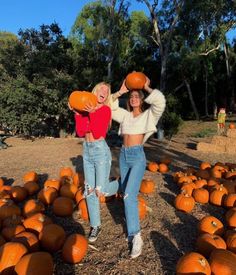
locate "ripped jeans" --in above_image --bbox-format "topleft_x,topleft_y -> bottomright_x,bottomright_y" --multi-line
83,139 -> 111,228
106,145 -> 146,237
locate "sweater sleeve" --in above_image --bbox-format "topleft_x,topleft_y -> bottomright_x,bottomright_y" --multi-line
89,105 -> 111,139
110,97 -> 129,124
145,89 -> 166,125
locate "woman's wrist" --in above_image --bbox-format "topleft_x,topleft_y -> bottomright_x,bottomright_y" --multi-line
146,87 -> 153,93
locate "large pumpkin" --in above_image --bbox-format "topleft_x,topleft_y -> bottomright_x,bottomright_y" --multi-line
14,251 -> 53,275
0,242 -> 28,274
39,224 -> 66,252
176,252 -> 211,275
68,91 -> 97,112
62,233 -> 88,264
209,248 -> 236,275
125,72 -> 146,90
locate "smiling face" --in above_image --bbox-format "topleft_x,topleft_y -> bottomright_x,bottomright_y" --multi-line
129,91 -> 142,108
92,83 -> 110,105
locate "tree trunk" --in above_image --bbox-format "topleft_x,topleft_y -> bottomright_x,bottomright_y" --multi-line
204,62 -> 209,116
184,79 -> 200,120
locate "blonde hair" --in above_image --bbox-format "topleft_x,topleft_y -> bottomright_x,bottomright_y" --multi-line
127,90 -> 145,112
92,82 -> 111,107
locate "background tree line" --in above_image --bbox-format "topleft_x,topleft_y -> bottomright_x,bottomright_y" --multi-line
0,0 -> 235,137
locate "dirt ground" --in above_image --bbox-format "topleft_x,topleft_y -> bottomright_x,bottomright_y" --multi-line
0,120 -> 235,274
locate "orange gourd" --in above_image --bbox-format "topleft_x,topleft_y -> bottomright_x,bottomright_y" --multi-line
52,196 -> 74,216
0,242 -> 28,274
229,123 -> 235,129
62,234 -> 88,264
125,72 -> 146,90
176,252 -> 211,275
14,252 -> 53,275
174,193 -> 195,213
198,216 -> 224,236
147,162 -> 159,172
12,231 -> 40,252
69,91 -> 97,112
39,224 -> 66,252
140,179 -> 155,194
78,199 -> 89,221
23,171 -> 38,183
196,233 -> 226,257
209,249 -> 236,275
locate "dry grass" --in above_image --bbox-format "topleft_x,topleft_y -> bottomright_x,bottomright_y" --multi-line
0,120 -> 235,274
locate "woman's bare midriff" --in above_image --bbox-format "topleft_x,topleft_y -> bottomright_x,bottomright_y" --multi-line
85,132 -> 104,142
123,134 -> 144,147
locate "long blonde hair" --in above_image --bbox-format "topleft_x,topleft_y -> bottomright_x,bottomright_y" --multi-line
92,82 -> 111,107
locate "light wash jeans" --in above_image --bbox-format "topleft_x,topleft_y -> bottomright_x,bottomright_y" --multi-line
83,139 -> 112,228
106,145 -> 146,237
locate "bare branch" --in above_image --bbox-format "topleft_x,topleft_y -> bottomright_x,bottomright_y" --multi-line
199,44 -> 220,56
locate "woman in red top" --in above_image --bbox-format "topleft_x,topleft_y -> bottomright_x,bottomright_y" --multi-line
69,82 -> 112,243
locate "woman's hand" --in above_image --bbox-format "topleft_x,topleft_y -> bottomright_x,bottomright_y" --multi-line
119,80 -> 129,95
83,102 -> 98,113
144,76 -> 153,93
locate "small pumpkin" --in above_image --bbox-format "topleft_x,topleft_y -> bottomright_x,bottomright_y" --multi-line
62,234 -> 88,264
37,187 -> 58,205
44,179 -> 61,190
23,199 -> 45,217
23,171 -> 38,183
78,199 -> 89,221
68,91 -> 97,112
147,162 -> 159,172
24,181 -> 40,195
140,179 -> 155,194
174,193 -> 195,213
125,71 -> 146,90
12,231 -> 40,252
198,216 -> 224,236
192,188 -> 209,204
229,123 -> 235,129
158,163 -> 169,173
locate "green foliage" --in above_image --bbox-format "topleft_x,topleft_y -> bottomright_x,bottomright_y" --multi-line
191,128 -> 216,138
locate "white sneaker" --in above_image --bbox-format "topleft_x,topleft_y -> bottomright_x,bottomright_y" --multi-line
130,233 -> 143,259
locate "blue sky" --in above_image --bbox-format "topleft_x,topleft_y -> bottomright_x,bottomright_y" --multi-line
0,0 -> 235,42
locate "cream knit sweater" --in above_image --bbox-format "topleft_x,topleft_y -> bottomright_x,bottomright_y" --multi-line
111,89 -> 166,144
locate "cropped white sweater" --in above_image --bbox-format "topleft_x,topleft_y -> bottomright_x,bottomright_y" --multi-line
111,89 -> 166,144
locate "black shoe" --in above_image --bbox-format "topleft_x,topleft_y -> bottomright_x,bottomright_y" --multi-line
88,226 -> 101,243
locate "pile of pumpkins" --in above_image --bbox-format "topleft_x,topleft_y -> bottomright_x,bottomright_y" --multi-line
173,161 -> 236,274
0,164 -> 159,274
0,167 -> 88,274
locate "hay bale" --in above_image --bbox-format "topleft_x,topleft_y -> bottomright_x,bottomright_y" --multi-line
226,129 -> 236,138
211,136 -> 236,146
225,143 -> 236,154
197,142 -> 225,153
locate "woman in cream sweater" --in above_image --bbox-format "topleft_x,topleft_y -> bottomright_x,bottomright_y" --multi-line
106,76 -> 166,259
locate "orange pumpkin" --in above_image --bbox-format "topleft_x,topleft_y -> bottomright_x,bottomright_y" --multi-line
78,199 -> 89,221
39,224 -> 66,252
229,123 -> 235,129
192,188 -> 209,204
69,91 -> 97,112
0,242 -> 28,273
1,225 -> 25,241
44,179 -> 61,190
158,163 -> 169,173
11,186 -> 28,202
196,233 -> 226,257
0,178 -> 4,187
209,249 -> 236,274
176,252 -> 211,275
12,231 -> 40,252
140,179 -> 155,194
225,232 -> 236,253
198,216 -> 224,235
75,188 -> 84,204
23,171 -> 38,183
138,195 -> 147,220
14,251 -> 53,275
23,199 -> 45,217
37,187 -> 58,205
147,162 -> 159,172
174,193 -> 195,213
52,197 -> 74,216
125,72 -> 146,90
24,181 -> 40,195
23,213 -> 52,235
60,183 -> 78,199
62,234 -> 88,264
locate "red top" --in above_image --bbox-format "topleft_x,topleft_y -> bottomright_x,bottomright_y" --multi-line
74,105 -> 111,139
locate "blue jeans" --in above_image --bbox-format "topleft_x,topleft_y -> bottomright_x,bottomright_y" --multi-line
83,139 -> 112,228
106,145 -> 146,237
